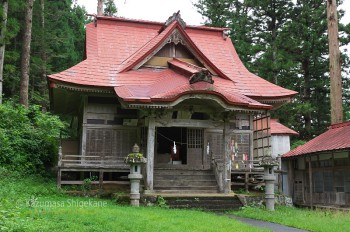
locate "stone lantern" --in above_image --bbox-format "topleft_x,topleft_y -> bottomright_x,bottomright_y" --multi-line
259,156 -> 279,211
124,144 -> 147,207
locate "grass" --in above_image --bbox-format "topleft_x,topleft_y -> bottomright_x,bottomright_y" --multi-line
0,171 -> 267,232
233,205 -> 350,232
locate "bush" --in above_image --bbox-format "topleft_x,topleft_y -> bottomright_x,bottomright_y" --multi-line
0,102 -> 64,175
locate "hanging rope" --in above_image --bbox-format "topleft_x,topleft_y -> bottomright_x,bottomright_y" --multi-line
156,131 -> 187,145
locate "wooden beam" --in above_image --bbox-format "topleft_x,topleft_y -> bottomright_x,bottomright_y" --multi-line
146,116 -> 156,191
327,0 -> 343,124
288,159 -> 294,197
309,155 -> 313,209
81,96 -> 88,158
223,120 -> 231,194
57,169 -> 62,189
99,171 -> 103,189
245,172 -> 249,192
155,118 -> 224,129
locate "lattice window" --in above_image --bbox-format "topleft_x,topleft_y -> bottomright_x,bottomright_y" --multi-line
207,133 -> 223,158
253,113 -> 271,158
324,171 -> 333,192
345,171 -> 350,193
313,171 -> 324,193
230,133 -> 250,160
86,128 -> 137,160
187,129 -> 203,149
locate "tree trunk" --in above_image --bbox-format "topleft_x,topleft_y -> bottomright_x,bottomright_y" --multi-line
327,0 -> 343,124
0,0 -> 8,104
19,0 -> 34,107
97,0 -> 104,16
40,0 -> 47,106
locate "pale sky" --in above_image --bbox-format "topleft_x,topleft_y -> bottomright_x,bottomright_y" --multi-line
77,0 -> 204,25
76,0 -> 350,25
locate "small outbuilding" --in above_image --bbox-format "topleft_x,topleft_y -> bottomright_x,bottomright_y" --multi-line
270,119 -> 298,159
282,121 -> 350,207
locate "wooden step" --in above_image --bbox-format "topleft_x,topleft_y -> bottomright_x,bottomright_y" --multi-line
154,168 -> 218,192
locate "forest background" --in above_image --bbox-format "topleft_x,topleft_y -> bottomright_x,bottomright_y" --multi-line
0,1 -> 350,171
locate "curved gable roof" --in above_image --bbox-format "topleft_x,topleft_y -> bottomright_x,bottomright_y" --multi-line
48,14 -> 297,109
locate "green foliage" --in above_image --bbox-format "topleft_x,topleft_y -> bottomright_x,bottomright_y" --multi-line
233,205 -> 350,232
104,0 -> 117,16
0,102 -> 64,175
291,139 -> 307,150
236,188 -> 250,195
0,175 -> 264,232
195,0 -> 350,140
124,153 -> 146,164
2,0 -> 87,107
81,176 -> 98,192
155,195 -> 168,208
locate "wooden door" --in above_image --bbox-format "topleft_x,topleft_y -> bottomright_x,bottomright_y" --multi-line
187,128 -> 204,168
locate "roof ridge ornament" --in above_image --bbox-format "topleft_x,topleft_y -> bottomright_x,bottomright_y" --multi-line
189,70 -> 214,85
159,11 -> 186,33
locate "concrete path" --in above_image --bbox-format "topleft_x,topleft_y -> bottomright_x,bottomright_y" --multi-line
225,215 -> 308,232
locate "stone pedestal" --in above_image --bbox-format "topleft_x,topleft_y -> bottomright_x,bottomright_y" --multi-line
264,169 -> 276,211
260,156 -> 279,211
125,144 -> 147,207
128,165 -> 142,207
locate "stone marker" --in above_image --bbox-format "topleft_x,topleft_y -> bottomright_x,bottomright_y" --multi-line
125,144 -> 147,207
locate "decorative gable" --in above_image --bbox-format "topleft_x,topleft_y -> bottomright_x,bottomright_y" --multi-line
144,29 -> 202,67
168,58 -> 214,85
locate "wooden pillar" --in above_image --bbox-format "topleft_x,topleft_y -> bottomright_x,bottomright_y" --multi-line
81,96 -> 88,160
57,169 -> 62,189
288,159 -> 294,197
278,173 -> 282,194
245,172 -> 249,192
223,120 -> 231,194
99,171 -> 104,189
277,155 -> 282,194
57,145 -> 62,189
146,116 -> 155,191
308,155 -> 313,209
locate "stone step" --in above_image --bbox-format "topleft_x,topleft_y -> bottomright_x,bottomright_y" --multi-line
154,186 -> 218,191
154,175 -> 216,181
154,180 -> 218,187
154,169 -> 214,176
151,189 -> 219,194
167,198 -> 241,204
170,204 -> 241,211
144,195 -> 243,211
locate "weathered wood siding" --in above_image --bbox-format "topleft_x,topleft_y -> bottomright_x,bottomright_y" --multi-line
290,151 -> 350,207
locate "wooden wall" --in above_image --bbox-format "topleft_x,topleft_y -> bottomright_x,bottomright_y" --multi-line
290,151 -> 350,207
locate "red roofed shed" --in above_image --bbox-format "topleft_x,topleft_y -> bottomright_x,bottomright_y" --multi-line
49,13 -> 297,193
282,121 -> 350,207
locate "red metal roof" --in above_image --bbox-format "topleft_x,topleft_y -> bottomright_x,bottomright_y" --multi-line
282,121 -> 350,158
48,15 -> 297,108
270,119 -> 299,136
114,68 -> 270,109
